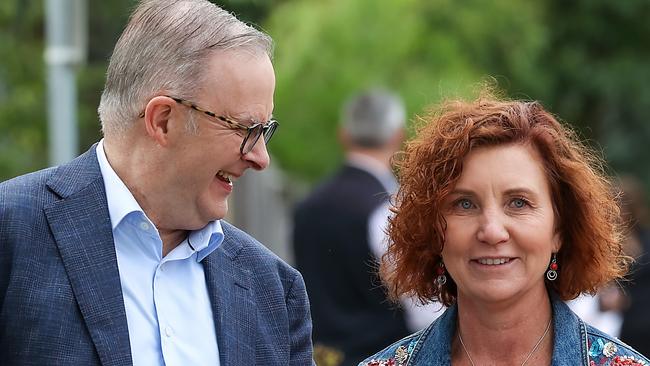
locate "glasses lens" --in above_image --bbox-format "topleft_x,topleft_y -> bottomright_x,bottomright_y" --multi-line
241,121 -> 278,154
263,121 -> 278,144
242,124 -> 264,154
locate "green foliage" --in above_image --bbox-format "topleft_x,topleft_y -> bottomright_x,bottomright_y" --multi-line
266,0 -> 547,181
1,0 -> 649,193
217,0 -> 287,24
78,0 -> 137,154
0,0 -> 47,180
540,0 -> 650,185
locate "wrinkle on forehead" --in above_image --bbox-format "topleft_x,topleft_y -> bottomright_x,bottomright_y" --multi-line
199,49 -> 275,124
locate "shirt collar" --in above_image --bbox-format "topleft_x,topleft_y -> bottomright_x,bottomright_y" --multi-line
96,139 -> 144,230
188,219 -> 224,262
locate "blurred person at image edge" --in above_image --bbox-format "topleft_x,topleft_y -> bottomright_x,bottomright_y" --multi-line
619,175 -> 650,355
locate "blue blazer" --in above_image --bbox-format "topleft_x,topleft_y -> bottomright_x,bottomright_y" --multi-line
0,146 -> 314,365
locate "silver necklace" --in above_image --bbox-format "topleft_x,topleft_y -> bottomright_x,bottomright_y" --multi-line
457,317 -> 552,366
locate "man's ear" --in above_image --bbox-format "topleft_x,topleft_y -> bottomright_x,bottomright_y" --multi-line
389,128 -> 406,148
142,96 -> 176,146
338,128 -> 352,149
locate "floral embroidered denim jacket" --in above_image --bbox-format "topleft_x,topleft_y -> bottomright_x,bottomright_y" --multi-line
359,296 -> 649,366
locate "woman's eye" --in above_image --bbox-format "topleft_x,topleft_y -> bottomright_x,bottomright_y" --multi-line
457,199 -> 473,209
511,198 -> 527,208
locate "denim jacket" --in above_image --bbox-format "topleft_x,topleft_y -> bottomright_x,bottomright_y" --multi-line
359,296 -> 649,366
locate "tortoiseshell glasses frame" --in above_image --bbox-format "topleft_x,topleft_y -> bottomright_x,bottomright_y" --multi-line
139,96 -> 278,155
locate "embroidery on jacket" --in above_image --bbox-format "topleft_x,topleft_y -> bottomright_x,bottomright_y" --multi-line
361,340 -> 417,366
588,337 -> 648,366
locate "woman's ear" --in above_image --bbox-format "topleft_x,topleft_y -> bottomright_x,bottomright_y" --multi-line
552,231 -> 562,253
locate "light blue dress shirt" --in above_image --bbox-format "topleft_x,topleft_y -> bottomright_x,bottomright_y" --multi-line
96,140 -> 223,366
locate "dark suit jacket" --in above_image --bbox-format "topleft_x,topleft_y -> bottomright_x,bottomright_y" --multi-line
0,145 -> 314,365
293,164 -> 408,366
620,228 -> 650,355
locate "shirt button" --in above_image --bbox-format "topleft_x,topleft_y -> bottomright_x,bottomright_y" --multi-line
139,222 -> 150,231
165,326 -> 174,337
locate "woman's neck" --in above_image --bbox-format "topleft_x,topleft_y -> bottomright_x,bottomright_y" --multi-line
451,287 -> 554,366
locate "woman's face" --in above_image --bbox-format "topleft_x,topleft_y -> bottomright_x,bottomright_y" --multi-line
441,143 -> 561,306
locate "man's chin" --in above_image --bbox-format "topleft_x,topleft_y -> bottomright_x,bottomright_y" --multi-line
210,203 -> 228,222
186,205 -> 228,230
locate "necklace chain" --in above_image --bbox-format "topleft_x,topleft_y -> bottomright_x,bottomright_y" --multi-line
457,318 -> 552,366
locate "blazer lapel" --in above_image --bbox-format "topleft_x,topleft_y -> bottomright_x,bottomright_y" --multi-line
44,147 -> 132,366
203,232 -> 256,366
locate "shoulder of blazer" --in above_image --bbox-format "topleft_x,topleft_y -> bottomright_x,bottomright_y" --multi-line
219,220 -> 298,275
46,144 -> 102,199
0,144 -> 100,222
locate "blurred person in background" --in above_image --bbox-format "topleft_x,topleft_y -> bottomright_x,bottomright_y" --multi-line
566,283 -> 625,338
0,0 -> 314,365
360,94 -> 649,365
619,175 -> 650,355
294,89 -> 440,366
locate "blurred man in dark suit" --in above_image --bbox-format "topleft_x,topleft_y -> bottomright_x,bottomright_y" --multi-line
619,176 -> 650,355
293,89 -> 408,366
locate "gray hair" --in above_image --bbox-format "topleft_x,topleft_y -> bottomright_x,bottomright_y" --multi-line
341,89 -> 406,147
98,0 -> 273,136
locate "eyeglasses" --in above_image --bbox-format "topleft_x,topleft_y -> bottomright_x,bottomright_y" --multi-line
141,96 -> 279,155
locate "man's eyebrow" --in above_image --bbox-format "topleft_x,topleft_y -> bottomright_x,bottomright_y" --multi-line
229,112 -> 274,125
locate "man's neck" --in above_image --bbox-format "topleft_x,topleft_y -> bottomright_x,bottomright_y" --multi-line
158,229 -> 189,257
104,137 -> 188,256
346,148 -> 392,169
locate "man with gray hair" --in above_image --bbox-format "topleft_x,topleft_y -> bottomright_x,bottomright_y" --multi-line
293,89 -> 408,366
0,0 -> 314,365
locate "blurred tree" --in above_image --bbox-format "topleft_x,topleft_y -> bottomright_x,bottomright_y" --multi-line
541,0 -> 650,185
0,0 -> 47,179
218,0 -> 287,24
1,0 -> 649,191
78,0 -> 137,157
266,0 -> 547,181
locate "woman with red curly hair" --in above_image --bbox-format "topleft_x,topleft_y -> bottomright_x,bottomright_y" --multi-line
360,95 -> 649,365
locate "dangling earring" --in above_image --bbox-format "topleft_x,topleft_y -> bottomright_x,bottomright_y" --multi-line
436,260 -> 447,286
546,253 -> 558,281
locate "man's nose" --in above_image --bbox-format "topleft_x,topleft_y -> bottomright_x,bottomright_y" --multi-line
243,137 -> 270,171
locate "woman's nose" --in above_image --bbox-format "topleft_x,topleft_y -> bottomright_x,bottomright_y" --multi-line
476,210 -> 510,245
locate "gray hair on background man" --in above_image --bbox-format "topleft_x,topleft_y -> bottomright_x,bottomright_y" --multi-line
98,0 -> 273,136
341,89 -> 406,148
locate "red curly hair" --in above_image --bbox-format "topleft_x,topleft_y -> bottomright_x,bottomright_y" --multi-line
382,95 -> 629,307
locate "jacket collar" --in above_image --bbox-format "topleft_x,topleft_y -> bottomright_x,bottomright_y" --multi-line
44,144 -> 133,366
550,293 -> 588,364
202,221 -> 256,365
